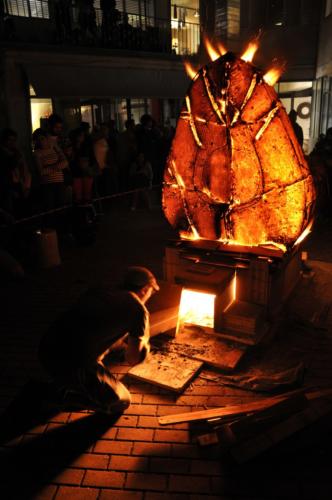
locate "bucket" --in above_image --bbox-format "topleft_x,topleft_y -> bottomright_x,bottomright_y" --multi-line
35,228 -> 61,268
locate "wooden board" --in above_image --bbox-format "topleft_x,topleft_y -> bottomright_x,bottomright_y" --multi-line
159,394 -> 291,425
175,326 -> 247,370
158,388 -> 332,425
128,351 -> 203,393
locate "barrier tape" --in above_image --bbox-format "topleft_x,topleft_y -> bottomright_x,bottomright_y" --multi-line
9,184 -> 161,226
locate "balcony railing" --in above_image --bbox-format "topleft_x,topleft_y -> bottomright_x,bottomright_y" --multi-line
2,3 -> 201,56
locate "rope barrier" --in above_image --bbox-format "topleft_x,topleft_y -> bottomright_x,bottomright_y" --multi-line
10,184 -> 161,226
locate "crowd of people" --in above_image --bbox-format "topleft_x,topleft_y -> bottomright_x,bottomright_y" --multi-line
0,112 -> 175,222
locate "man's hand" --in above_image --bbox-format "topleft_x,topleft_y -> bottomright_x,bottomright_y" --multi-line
125,336 -> 150,365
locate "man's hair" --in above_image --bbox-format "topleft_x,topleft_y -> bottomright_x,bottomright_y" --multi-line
123,266 -> 159,292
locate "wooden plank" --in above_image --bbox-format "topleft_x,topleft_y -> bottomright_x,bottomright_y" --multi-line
128,351 -> 203,393
174,326 -> 247,370
158,394 -> 291,425
158,388 -> 332,425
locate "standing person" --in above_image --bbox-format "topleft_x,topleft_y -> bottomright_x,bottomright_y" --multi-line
117,118 -> 137,190
48,113 -> 65,148
129,152 -> 153,211
32,129 -> 68,211
69,127 -> 96,204
0,128 -> 31,216
100,0 -> 120,45
38,267 -> 159,413
136,114 -> 161,182
288,110 -> 304,148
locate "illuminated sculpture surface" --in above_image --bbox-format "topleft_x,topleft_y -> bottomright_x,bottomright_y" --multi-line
162,50 -> 316,250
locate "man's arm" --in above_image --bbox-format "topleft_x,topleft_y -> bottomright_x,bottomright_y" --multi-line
125,305 -> 150,365
125,335 -> 150,365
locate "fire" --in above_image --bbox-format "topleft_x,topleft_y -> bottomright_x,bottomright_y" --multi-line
217,42 -> 227,56
184,61 -> 198,80
204,37 -> 220,62
293,219 -> 314,247
179,227 -> 200,241
162,49 -> 316,250
263,63 -> 285,86
241,41 -> 258,63
177,289 -> 216,328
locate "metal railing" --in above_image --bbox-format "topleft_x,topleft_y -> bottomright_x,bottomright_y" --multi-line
2,3 -> 201,56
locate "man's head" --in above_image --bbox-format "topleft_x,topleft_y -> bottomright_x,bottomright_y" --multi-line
123,266 -> 159,304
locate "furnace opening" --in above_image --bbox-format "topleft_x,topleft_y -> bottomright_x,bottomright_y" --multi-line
177,288 -> 216,329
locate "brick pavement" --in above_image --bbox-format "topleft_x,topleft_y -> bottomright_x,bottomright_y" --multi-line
0,206 -> 332,499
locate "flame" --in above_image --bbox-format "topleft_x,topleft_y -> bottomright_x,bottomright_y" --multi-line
232,273 -> 237,302
179,226 -> 200,241
293,220 -> 314,247
241,41 -> 259,63
177,289 -> 216,328
204,38 -> 220,62
184,61 -> 198,80
263,62 -> 285,86
217,42 -> 227,56
218,238 -> 287,253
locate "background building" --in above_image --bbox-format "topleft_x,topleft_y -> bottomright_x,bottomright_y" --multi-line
0,0 -> 330,155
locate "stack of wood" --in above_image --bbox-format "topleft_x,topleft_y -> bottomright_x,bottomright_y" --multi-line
158,388 -> 332,463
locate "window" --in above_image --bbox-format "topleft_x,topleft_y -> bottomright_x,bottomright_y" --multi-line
171,1 -> 200,55
4,0 -> 50,19
94,0 -> 155,27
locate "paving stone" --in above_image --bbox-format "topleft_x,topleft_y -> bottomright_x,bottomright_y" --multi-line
55,485 -> 99,499
83,470 -> 125,488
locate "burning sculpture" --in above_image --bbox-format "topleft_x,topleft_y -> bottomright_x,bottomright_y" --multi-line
163,42 -> 316,251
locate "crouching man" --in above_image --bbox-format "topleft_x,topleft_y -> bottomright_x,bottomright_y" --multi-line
38,266 -> 159,414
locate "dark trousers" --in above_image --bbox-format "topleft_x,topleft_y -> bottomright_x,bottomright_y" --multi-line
39,354 -> 131,414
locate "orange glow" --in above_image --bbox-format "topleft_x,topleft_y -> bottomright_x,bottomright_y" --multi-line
163,50 -> 316,250
184,61 -> 198,80
263,64 -> 285,86
217,42 -> 227,56
204,38 -> 220,62
178,289 -> 216,328
232,273 -> 237,302
241,41 -> 259,63
293,219 -> 314,247
179,227 -> 200,241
